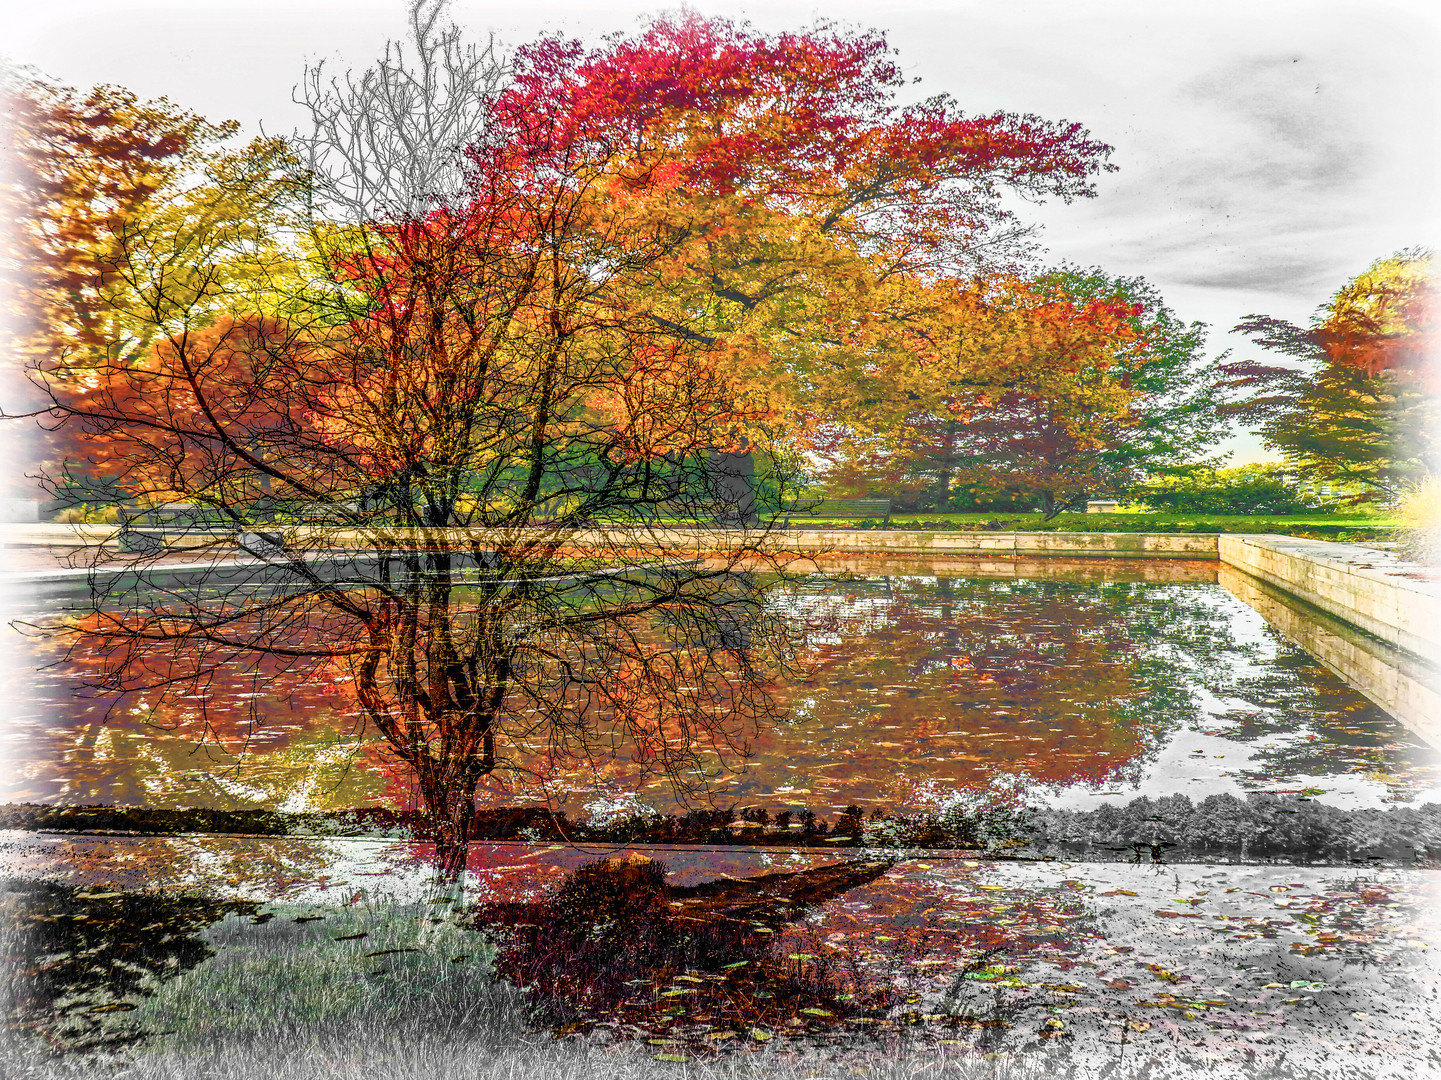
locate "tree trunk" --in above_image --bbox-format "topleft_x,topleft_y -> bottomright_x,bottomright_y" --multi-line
933,417 -> 958,512
419,767 -> 480,882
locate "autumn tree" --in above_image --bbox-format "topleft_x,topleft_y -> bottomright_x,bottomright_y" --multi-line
0,66 -> 300,374
814,268 -> 1222,516
1221,250 -> 1439,500
20,13 -> 1117,876
0,64 -> 304,514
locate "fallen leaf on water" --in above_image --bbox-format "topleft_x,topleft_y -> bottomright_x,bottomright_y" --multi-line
1103,889 -> 1138,897
1128,1020 -> 1151,1032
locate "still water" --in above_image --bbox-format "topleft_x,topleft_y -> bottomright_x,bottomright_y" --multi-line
2,558 -> 1435,817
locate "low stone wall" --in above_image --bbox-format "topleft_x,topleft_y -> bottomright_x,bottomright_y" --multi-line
1219,565 -> 1441,746
771,529 -> 1220,559
0,523 -> 1224,558
1217,534 -> 1441,748
1218,534 -> 1441,671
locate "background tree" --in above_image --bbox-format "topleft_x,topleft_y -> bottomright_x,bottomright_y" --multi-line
1,64 -> 304,514
1128,462 -> 1309,515
1,67 -> 299,374
1221,250 -> 1438,501
814,267 -> 1221,516
294,0 -> 505,223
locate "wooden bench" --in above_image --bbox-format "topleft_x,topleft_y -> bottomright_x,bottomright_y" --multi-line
782,497 -> 891,528
117,503 -> 236,553
119,503 -> 237,528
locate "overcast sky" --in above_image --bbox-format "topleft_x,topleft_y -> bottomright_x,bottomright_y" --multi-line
7,0 -> 1439,461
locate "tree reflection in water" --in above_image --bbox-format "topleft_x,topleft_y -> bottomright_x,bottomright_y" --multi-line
10,566 -> 1432,827
482,855 -> 894,1032
476,853 -> 1109,1054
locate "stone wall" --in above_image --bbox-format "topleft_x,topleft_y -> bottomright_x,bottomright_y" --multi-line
1217,534 -> 1441,671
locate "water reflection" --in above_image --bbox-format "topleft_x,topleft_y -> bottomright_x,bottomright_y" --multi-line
477,851 -> 1109,1049
3,561 -> 1435,817
484,854 -> 895,1032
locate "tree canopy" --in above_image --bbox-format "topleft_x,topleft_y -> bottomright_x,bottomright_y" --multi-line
812,267 -> 1221,516
1221,250 -> 1438,500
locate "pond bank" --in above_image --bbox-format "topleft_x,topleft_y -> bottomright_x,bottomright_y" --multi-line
4,791 -> 1438,868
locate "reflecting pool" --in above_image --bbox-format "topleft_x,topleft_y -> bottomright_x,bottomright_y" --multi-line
2,558 -> 1436,817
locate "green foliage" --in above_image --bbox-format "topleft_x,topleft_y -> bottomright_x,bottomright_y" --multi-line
1128,463 -> 1310,515
1221,251 -> 1440,502
876,511 -> 1397,538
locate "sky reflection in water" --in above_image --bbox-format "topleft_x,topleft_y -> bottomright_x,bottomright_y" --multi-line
2,561 -> 1435,816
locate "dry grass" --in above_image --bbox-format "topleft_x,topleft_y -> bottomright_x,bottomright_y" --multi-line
0,1030 -> 1391,1080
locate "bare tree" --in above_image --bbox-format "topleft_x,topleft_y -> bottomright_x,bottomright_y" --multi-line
293,0 -> 506,222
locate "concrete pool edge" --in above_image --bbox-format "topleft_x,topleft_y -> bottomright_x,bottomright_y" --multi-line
1211,535 -> 1441,747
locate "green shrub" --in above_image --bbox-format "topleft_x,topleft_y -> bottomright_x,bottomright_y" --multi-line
1129,464 -> 1310,515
